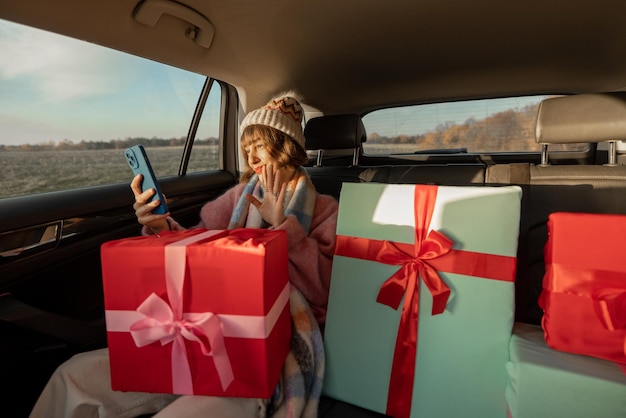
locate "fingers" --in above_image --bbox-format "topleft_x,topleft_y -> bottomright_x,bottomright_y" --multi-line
272,167 -> 284,196
134,201 -> 170,230
261,164 -> 273,192
130,174 -> 144,197
131,173 -> 158,207
261,164 -> 286,198
133,196 -> 164,215
277,181 -> 287,200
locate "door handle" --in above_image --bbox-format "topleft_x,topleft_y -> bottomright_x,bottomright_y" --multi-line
0,221 -> 62,257
134,0 -> 215,48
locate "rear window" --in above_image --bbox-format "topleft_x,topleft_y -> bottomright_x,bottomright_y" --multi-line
362,96 -> 586,155
0,19 -> 222,199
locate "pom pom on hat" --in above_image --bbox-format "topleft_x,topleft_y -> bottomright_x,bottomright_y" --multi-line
240,92 -> 306,149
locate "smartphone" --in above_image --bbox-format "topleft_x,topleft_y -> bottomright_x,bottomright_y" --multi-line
124,145 -> 169,214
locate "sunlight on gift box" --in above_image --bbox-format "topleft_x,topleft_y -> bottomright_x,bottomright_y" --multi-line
101,228 -> 291,398
323,183 -> 522,418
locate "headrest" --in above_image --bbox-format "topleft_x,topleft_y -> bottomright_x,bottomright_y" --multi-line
536,93 -> 626,144
304,114 -> 367,150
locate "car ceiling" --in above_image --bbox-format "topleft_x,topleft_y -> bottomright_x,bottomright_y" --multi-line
2,0 -> 626,116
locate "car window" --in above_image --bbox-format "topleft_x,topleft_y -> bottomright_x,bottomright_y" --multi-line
361,96 -> 587,154
0,19 -> 221,199
187,81 -> 222,174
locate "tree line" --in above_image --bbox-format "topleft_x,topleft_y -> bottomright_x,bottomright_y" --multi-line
366,103 -> 539,152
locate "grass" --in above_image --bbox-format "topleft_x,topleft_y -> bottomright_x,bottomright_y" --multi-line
0,146 -> 219,199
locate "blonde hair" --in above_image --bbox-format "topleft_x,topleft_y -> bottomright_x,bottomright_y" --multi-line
239,125 -> 307,183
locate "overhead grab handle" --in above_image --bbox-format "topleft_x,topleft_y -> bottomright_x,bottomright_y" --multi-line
133,0 -> 214,48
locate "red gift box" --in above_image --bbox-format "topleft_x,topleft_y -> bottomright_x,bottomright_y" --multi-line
539,212 -> 626,365
101,228 -> 291,397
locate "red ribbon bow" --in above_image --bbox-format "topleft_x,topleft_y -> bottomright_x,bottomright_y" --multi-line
375,228 -> 453,314
129,292 -> 234,394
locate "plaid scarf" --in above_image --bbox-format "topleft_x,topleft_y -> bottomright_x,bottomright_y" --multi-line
265,287 -> 325,418
228,167 -> 317,233
228,167 -> 324,417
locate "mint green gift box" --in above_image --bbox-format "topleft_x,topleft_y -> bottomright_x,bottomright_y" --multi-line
323,183 -> 522,418
506,323 -> 626,418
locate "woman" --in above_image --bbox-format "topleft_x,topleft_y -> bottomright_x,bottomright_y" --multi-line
29,93 -> 339,418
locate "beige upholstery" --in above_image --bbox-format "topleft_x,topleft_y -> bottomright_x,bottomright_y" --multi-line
536,93 -> 626,144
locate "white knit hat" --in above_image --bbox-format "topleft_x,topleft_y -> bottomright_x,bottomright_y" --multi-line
240,92 -> 306,149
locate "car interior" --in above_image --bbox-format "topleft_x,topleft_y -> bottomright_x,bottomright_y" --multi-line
1,0 -> 626,417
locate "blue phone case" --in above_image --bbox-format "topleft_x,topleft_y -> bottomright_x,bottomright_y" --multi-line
124,145 -> 168,215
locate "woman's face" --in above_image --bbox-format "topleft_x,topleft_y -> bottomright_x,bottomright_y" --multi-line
244,136 -> 277,176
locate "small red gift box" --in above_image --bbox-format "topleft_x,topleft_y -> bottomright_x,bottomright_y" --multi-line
539,212 -> 626,365
101,228 -> 291,397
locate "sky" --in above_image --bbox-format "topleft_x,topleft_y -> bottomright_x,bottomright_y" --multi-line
0,18 -> 218,146
0,18 -> 547,146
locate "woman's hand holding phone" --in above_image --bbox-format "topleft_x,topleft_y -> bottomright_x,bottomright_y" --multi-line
130,174 -> 171,234
125,145 -> 171,234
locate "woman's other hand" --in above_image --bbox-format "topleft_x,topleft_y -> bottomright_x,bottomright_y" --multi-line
130,174 -> 170,234
246,164 -> 288,228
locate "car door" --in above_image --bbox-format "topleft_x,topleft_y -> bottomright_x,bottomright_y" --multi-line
0,20 -> 241,415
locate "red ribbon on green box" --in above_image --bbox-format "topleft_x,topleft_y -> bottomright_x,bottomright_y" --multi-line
334,185 -> 516,418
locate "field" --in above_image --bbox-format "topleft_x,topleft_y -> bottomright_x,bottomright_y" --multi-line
0,146 -> 219,199
1,144 -> 430,199
1,141 -> 553,199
